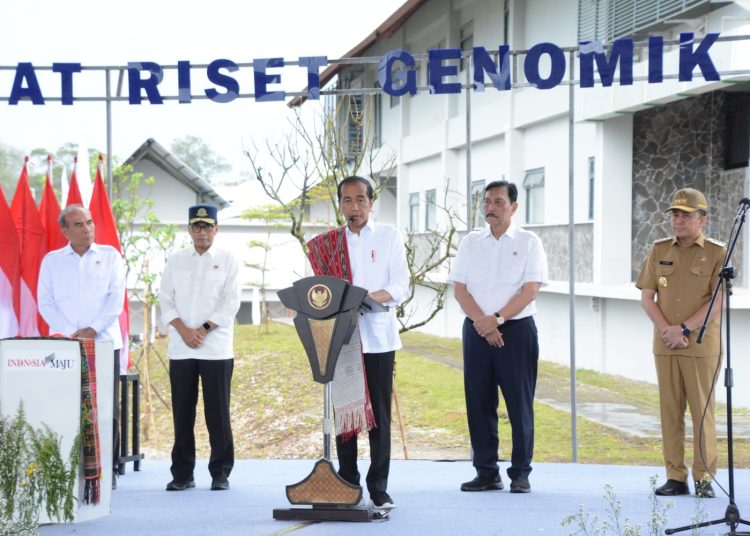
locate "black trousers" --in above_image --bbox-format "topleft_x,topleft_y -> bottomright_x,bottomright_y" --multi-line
169,358 -> 234,481
462,316 -> 538,481
336,351 -> 395,495
113,349 -> 120,473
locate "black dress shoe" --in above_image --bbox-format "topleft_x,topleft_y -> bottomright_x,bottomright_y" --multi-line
460,475 -> 503,492
695,480 -> 716,498
166,478 -> 195,491
654,479 -> 689,496
510,476 -> 531,493
211,476 -> 230,491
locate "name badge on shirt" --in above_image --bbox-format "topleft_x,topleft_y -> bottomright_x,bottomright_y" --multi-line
659,260 -> 673,265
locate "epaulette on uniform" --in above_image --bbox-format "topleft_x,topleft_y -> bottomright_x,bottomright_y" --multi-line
705,237 -> 726,247
654,237 -> 672,244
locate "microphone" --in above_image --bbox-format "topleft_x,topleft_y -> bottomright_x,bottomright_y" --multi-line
736,198 -> 750,218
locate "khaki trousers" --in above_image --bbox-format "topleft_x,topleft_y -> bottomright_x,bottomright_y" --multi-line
654,354 -> 720,482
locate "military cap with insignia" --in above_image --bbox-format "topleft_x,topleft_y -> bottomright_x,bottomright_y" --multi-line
665,188 -> 708,213
189,204 -> 218,225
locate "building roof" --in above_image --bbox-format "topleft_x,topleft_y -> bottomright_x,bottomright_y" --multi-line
288,0 -> 427,107
124,138 -> 229,208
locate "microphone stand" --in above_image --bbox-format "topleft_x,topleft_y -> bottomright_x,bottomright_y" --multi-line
666,203 -> 750,535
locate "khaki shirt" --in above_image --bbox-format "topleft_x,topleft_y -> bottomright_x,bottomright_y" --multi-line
635,234 -> 726,357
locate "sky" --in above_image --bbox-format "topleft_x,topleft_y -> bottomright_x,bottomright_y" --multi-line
0,0 -> 406,208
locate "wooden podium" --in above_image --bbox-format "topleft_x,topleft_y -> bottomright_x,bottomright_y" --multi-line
272,276 -> 386,522
0,338 -> 114,524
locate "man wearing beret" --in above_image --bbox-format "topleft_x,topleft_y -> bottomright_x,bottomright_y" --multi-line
159,204 -> 242,492
636,188 -> 726,498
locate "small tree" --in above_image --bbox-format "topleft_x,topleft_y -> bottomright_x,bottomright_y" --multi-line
170,135 -> 231,182
243,204 -> 288,333
111,163 -> 178,444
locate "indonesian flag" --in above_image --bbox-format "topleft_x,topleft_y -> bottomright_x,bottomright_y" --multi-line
90,155 -> 130,372
66,156 -> 84,207
0,186 -> 20,338
10,158 -> 48,336
39,155 -> 67,252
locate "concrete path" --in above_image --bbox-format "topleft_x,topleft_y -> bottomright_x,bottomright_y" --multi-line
404,345 -> 750,439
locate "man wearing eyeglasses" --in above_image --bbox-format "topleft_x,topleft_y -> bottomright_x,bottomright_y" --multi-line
637,188 -> 726,499
158,204 -> 241,492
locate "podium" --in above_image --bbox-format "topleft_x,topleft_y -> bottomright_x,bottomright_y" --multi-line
0,338 -> 113,524
272,276 -> 387,522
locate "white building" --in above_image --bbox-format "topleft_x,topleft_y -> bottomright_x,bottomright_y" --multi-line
293,0 -> 750,406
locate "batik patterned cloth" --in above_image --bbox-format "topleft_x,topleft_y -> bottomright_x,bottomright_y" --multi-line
79,338 -> 101,505
307,227 -> 375,440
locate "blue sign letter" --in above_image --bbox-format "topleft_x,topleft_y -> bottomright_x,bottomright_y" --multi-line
580,38 -> 633,87
473,45 -> 511,91
299,56 -> 327,100
524,43 -> 566,90
52,63 -> 81,105
428,48 -> 461,94
178,60 -> 192,103
254,58 -> 285,102
205,59 -> 239,103
378,50 -> 417,97
127,62 -> 164,104
9,63 -> 44,105
679,32 -> 720,82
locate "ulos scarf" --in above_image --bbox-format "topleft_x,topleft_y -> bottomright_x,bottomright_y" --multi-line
79,338 -> 101,505
307,227 -> 375,440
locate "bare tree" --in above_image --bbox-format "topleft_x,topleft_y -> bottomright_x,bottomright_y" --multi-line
245,98 -> 457,333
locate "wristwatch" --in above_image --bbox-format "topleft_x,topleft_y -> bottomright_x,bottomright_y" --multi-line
202,321 -> 212,332
680,323 -> 691,338
494,313 -> 505,326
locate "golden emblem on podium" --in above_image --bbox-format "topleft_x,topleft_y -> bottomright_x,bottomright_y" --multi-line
308,284 -> 332,310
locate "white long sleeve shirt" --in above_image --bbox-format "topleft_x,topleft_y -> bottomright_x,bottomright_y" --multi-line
346,220 -> 409,353
449,223 -> 549,318
158,245 -> 241,360
37,243 -> 126,349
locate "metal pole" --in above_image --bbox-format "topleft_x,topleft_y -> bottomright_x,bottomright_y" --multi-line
465,54 -> 472,228
568,50 -> 578,463
105,69 -> 114,196
323,382 -> 332,460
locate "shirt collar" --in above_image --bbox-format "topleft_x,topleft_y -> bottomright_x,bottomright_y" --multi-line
345,218 -> 375,239
63,242 -> 100,256
481,222 -> 517,241
190,245 -> 216,258
671,233 -> 705,248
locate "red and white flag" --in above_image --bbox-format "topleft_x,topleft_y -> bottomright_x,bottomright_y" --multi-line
10,158 -> 48,336
39,154 -> 67,252
66,155 -> 84,207
0,186 -> 20,338
90,155 -> 130,372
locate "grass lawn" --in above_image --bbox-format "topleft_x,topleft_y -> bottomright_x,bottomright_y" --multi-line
132,323 -> 750,469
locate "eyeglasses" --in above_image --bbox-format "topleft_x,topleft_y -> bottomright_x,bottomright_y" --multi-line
190,223 -> 215,233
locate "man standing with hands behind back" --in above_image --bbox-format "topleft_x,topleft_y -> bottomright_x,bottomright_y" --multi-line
636,188 -> 725,499
449,180 -> 548,494
159,204 -> 241,492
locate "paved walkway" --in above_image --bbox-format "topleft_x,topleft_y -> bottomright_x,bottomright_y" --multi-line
404,345 -> 750,439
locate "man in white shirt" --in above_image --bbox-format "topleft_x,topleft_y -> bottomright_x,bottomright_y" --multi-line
158,204 -> 241,492
339,176 -> 408,510
449,181 -> 548,494
38,204 -> 126,486
308,176 -> 409,510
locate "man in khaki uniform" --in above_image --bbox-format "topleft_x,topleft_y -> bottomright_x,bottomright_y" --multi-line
636,188 -> 726,498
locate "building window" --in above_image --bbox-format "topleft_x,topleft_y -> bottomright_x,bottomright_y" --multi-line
460,22 -> 474,72
588,156 -> 595,220
524,168 -> 545,224
409,192 -> 420,231
347,94 -> 364,157
470,179 -> 486,229
425,189 -> 437,230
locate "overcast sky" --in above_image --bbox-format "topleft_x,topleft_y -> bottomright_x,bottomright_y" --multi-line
0,0 -> 405,206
